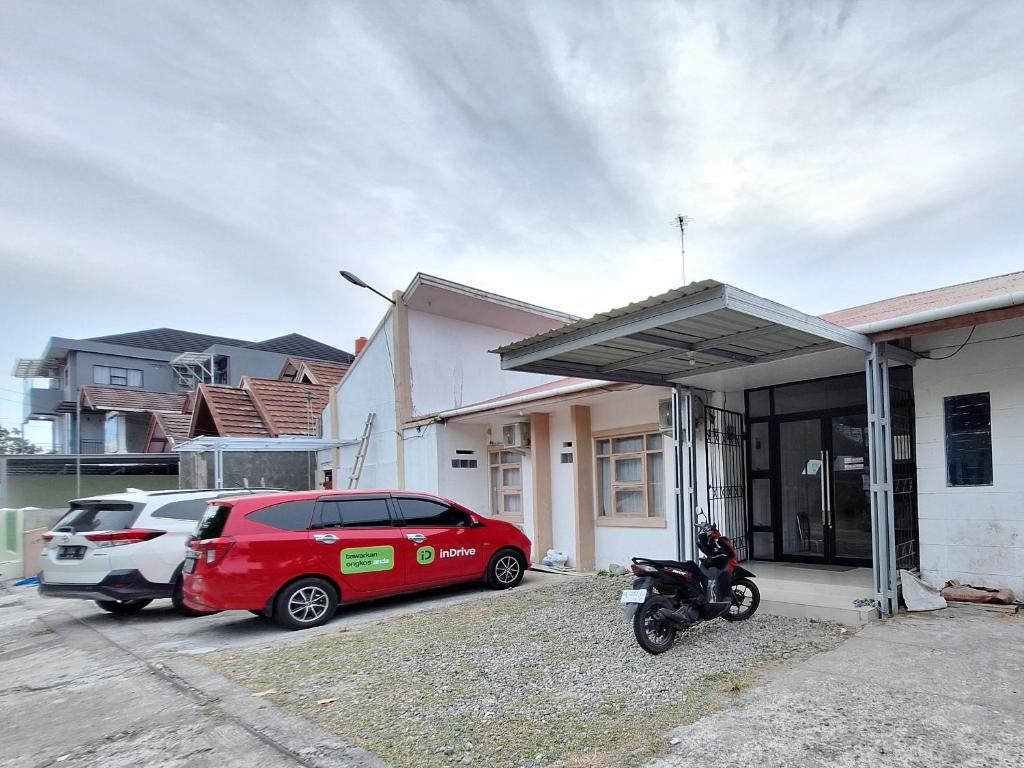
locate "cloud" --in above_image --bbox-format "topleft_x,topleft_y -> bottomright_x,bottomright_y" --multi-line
2,0 -> 1024,443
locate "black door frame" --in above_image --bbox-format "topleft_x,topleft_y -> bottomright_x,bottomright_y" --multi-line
772,407 -> 872,567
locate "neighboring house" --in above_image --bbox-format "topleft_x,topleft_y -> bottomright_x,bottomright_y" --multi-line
13,328 -> 353,454
279,356 -> 352,388
175,377 -> 337,491
321,273 -> 576,492
326,269 -> 1024,616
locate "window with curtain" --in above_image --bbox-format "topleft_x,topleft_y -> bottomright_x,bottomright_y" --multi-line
596,431 -> 665,519
489,449 -> 524,519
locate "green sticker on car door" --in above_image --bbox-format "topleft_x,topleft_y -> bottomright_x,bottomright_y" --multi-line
416,545 -> 435,565
340,545 -> 395,574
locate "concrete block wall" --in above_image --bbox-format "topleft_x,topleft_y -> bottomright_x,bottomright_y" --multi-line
913,316 -> 1024,594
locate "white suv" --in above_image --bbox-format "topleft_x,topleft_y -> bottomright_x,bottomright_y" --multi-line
38,488 -> 283,615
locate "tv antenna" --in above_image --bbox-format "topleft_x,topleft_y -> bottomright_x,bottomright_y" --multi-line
675,215 -> 692,286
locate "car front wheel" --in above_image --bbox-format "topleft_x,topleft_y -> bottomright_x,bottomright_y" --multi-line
485,549 -> 526,590
273,578 -> 338,631
95,599 -> 151,615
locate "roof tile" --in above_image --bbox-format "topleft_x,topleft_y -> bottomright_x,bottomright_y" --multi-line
80,386 -> 188,414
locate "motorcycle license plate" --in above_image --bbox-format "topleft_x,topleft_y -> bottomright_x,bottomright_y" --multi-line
620,588 -> 648,604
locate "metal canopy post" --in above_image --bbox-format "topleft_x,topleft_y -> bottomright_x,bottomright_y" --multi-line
671,384 -> 699,562
866,342 -> 898,616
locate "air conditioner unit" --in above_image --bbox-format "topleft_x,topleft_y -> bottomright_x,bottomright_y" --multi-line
501,422 -> 531,449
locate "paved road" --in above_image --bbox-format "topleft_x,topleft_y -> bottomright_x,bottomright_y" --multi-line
0,572 -> 557,767
648,604 -> 1024,768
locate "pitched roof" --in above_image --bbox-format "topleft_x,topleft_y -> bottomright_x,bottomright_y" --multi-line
80,386 -> 188,414
86,328 -> 252,353
822,271 -> 1024,329
246,334 -> 354,364
192,385 -> 270,437
280,357 -> 350,388
244,378 -> 331,436
144,412 -> 194,451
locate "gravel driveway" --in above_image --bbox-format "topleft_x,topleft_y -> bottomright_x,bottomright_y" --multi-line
208,574 -> 846,768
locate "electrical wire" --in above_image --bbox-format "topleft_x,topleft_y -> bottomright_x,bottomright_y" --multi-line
915,326 -> 976,360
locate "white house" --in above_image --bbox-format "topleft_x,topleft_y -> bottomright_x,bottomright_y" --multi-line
325,269 -> 1024,618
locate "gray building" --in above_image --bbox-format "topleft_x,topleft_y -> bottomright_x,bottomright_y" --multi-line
13,328 -> 353,454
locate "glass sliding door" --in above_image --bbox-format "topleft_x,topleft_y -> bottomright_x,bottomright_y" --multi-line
779,418 -> 825,559
829,414 -> 871,562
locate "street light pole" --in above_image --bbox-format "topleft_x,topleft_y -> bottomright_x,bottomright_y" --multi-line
339,271 -> 396,305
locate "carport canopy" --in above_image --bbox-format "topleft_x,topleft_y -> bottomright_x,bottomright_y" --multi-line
493,278 -> 908,618
493,279 -> 898,383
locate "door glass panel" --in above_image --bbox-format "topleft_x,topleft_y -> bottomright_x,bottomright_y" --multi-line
751,478 -> 771,526
752,531 -> 774,559
831,415 -> 872,560
779,419 -> 824,558
747,389 -> 770,418
749,422 -> 770,471
773,375 -> 866,415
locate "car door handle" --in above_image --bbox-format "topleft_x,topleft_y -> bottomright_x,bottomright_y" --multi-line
406,533 -> 426,544
314,534 -> 339,544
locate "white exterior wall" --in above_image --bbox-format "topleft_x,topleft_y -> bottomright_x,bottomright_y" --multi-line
913,316 -> 1024,593
588,388 -> 678,569
403,423 -> 440,495
548,408 -> 577,565
334,319 -> 400,490
434,421 -> 490,512
406,310 -> 561,417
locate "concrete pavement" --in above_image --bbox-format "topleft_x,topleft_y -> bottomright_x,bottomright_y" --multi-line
0,572 -> 556,767
648,604 -> 1024,768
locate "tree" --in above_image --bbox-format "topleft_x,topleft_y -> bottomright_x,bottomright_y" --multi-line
0,425 -> 40,455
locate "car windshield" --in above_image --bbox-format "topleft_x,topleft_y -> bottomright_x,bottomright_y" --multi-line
53,503 -> 141,533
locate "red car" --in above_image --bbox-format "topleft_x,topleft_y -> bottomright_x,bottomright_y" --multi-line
182,490 -> 531,630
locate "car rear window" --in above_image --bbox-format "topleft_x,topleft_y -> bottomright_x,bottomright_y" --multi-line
53,503 -> 141,533
150,498 -> 215,521
195,504 -> 233,540
247,500 -> 316,532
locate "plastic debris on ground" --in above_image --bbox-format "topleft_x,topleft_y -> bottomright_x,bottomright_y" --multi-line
12,577 -> 39,587
899,570 -> 947,611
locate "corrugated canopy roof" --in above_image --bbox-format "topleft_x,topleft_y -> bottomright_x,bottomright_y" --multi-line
493,280 -> 874,386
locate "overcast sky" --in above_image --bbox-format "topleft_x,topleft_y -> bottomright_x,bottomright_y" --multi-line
2,1 -> 1023,447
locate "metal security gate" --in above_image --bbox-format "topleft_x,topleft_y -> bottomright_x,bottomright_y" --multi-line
704,406 -> 749,561
891,381 -> 919,571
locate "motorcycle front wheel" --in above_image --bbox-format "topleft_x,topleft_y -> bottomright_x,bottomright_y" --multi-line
723,577 -> 760,622
633,595 -> 678,655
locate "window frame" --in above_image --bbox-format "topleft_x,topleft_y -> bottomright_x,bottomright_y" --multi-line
593,424 -> 667,528
93,364 -> 143,388
943,392 -> 994,487
488,447 -> 524,522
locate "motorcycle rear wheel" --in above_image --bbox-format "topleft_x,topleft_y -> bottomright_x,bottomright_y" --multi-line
723,577 -> 760,622
633,595 -> 678,655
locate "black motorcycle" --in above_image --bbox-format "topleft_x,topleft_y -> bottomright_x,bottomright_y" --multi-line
622,517 -> 760,654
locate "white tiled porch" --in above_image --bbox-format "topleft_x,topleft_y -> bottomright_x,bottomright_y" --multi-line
748,561 -> 877,626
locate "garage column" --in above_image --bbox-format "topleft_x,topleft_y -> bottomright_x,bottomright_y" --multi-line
672,385 -> 698,562
866,342 -> 898,616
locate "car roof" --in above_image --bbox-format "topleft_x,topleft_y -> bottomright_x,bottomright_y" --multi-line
70,488 -> 288,505
218,489 -> 458,506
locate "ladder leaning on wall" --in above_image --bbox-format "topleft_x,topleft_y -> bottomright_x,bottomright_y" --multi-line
348,412 -> 376,489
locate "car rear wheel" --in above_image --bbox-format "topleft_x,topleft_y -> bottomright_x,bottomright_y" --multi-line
273,578 -> 338,631
485,549 -> 526,590
95,599 -> 151,615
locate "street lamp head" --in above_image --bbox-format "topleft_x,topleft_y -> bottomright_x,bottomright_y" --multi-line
339,270 -> 369,289
338,269 -> 397,305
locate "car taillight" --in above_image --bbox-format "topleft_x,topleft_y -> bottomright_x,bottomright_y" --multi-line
42,533 -> 54,543
198,537 -> 236,565
84,529 -> 165,547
